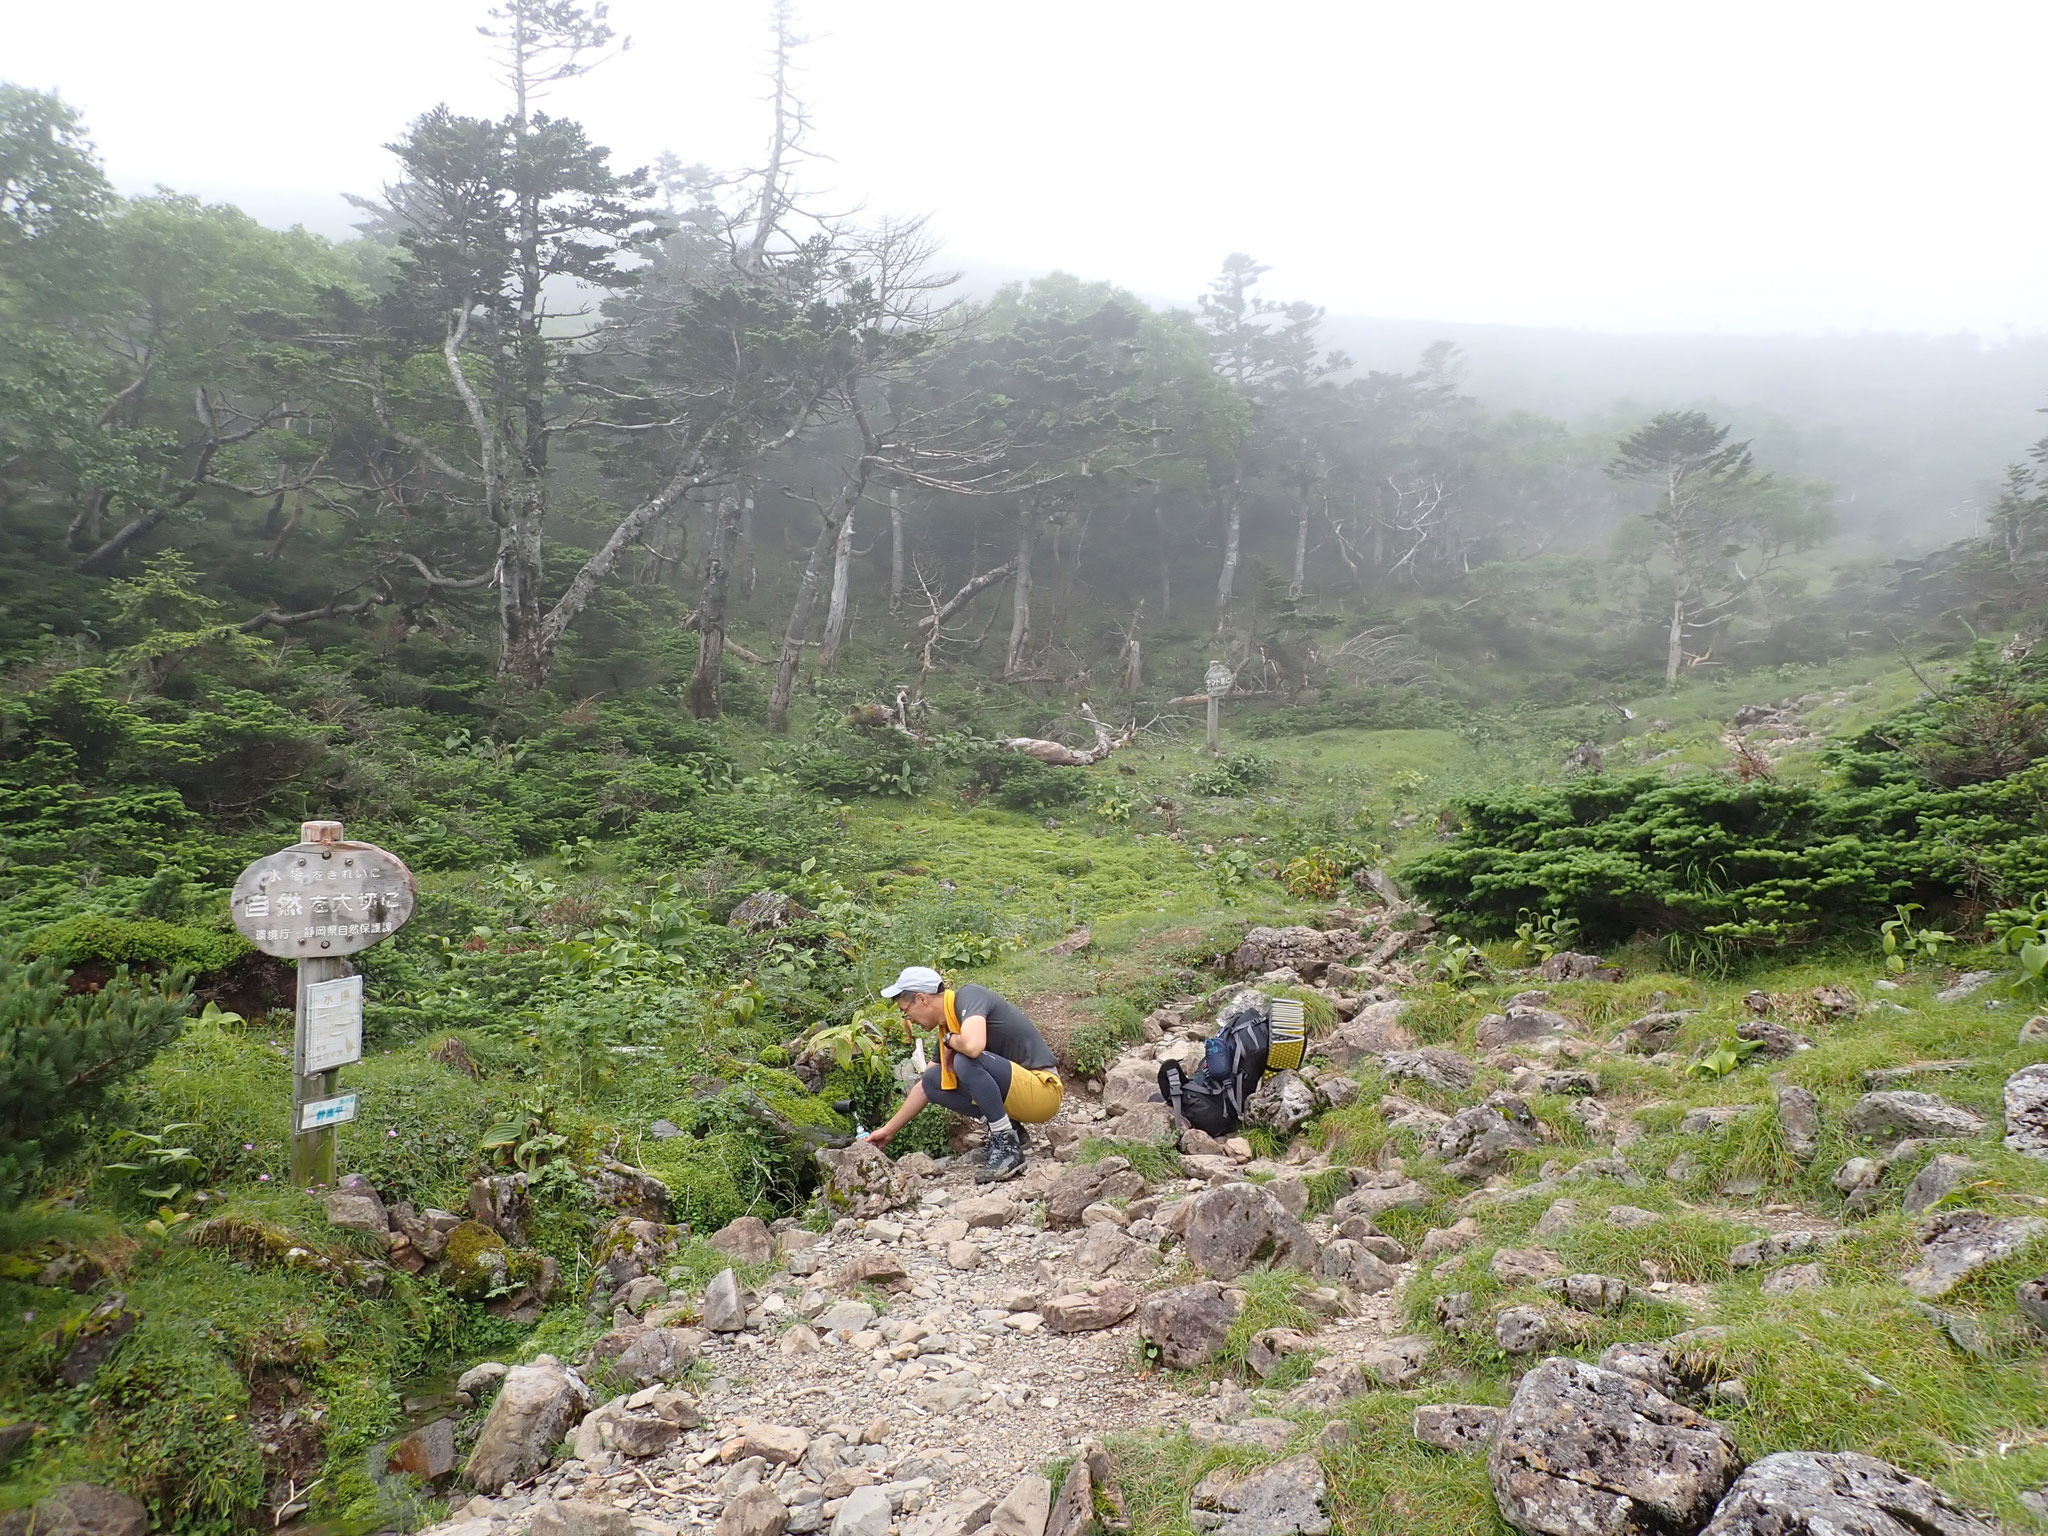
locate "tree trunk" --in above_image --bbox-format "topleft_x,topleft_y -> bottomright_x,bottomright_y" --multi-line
1004,514 -> 1037,681
1665,592 -> 1685,685
888,488 -> 905,611
686,495 -> 736,718
1154,500 -> 1171,616
769,467 -> 868,729
820,509 -> 855,670
1214,499 -> 1241,633
738,493 -> 757,596
1290,494 -> 1309,598
496,508 -> 549,688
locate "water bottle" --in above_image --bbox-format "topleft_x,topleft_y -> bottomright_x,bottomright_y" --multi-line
1204,1033 -> 1232,1081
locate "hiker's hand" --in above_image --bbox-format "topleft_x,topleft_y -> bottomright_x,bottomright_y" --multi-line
862,1125 -> 895,1149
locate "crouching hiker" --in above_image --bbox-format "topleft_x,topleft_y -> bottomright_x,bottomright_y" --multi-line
859,965 -> 1064,1182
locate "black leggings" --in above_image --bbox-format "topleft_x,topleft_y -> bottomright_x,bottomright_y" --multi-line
920,1053 -> 1013,1123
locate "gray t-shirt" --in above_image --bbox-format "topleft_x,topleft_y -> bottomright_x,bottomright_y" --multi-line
952,985 -> 1057,1071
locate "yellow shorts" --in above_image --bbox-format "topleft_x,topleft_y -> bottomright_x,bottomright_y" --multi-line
1002,1066 -> 1065,1124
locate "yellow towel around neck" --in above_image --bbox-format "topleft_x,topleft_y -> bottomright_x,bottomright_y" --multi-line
939,989 -> 961,1091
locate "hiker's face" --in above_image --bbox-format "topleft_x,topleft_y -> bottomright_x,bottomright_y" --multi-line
897,991 -> 944,1029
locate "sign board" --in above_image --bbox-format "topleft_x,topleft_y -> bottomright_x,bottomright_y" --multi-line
1205,661 -> 1235,697
299,1092 -> 359,1131
231,839 -> 416,958
303,974 -> 364,1074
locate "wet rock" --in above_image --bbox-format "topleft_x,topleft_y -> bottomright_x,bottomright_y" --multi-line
1137,1281 -> 1240,1369
1189,1453 -> 1330,1536
1846,1091 -> 1985,1142
815,1142 -> 916,1217
703,1268 -> 750,1332
1902,1212 -> 2048,1298
1413,1404 -> 1504,1451
0,1484 -> 149,1536
1246,1070 -> 1317,1135
56,1293 -> 137,1386
1699,1450 -> 1998,1536
2004,1064 -> 2048,1159
1488,1357 -> 1740,1536
1183,1183 -> 1317,1277
1902,1153 -> 1978,1215
464,1361 -> 590,1488
388,1416 -> 458,1479
710,1216 -> 776,1265
715,1483 -> 789,1536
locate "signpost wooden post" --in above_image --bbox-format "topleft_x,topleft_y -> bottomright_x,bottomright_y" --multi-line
230,819 -> 416,1187
1204,661 -> 1234,752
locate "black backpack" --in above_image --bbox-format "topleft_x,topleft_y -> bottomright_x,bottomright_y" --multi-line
1157,1002 -> 1274,1137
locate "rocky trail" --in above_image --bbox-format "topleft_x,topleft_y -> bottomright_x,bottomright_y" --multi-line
381,915 -> 2044,1536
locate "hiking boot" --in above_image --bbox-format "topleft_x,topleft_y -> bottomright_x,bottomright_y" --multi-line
975,1126 -> 1025,1183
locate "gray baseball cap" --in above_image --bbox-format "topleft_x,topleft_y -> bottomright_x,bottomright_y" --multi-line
881,965 -> 943,998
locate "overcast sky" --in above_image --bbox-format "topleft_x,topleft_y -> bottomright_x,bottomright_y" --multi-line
10,0 -> 2045,338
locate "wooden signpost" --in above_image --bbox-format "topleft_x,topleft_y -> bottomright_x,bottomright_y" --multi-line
230,820 -> 416,1187
1204,660 -> 1234,752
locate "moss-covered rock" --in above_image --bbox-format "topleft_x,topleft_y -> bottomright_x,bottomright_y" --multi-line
439,1220 -> 512,1301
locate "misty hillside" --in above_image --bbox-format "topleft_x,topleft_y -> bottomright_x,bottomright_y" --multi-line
7,6 -> 2048,1536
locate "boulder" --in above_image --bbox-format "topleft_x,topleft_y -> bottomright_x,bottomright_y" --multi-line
1137,1282 -> 1240,1369
904,1492 -> 999,1536
2004,1064 -> 2048,1159
1901,1212 -> 2048,1298
1046,1456 -> 1093,1536
1333,1170 -> 1432,1218
1487,1357 -> 1740,1536
323,1174 -> 390,1234
464,1362 -> 590,1488
1358,1335 -> 1434,1387
588,1324 -> 695,1386
815,1299 -> 878,1334
1229,926 -> 1359,980
387,1416 -> 459,1479
457,1360 -> 509,1397
1620,1010 -> 1698,1055
1759,1263 -> 1826,1294
469,1172 -> 531,1244
1490,1247 -> 1566,1285
1735,1020 -> 1813,1058
815,1142 -> 916,1217
1316,1000 -> 1415,1066
1189,1453 -> 1330,1536
1935,971 -> 1996,1004
1699,1450 -> 1998,1536
1382,1047 -> 1475,1093
715,1484 -> 790,1536
829,1485 -> 892,1536
1477,1006 -> 1577,1052
1100,1055 -> 1161,1116
582,1158 -> 671,1222
1042,1285 -> 1139,1333
1413,1404 -> 1504,1452
0,1483 -> 149,1536
703,1268 -> 750,1332
1902,1153 -> 1978,1215
1318,1239 -> 1398,1293
729,889 -> 816,932
1182,1183 -> 1317,1278
1846,1092 -> 1986,1142
1775,1086 -> 1821,1164
1045,1158 -> 1146,1230
1556,1274 -> 1631,1312
990,1474 -> 1052,1536
710,1216 -> 776,1265
1431,1103 -> 1540,1180
1539,952 -> 1623,983
1494,1306 -> 1554,1354
591,1215 -> 680,1295
722,1423 -> 811,1465
1245,1070 -> 1317,1135
954,1190 -> 1020,1229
